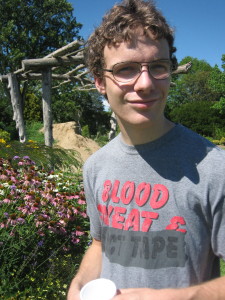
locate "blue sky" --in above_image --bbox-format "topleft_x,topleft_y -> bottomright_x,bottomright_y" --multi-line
69,0 -> 225,68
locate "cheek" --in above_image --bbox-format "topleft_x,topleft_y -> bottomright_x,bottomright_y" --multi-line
105,83 -> 126,102
159,80 -> 170,97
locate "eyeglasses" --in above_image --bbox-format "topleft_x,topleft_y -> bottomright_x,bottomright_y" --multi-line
102,59 -> 172,83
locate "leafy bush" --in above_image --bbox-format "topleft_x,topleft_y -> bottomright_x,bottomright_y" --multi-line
0,156 -> 90,299
167,101 -> 225,138
0,129 -> 11,142
82,125 -> 90,138
24,94 -> 42,123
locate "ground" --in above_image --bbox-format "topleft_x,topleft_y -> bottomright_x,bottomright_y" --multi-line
52,121 -> 100,162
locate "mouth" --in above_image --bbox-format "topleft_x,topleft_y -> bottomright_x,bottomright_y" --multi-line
126,99 -> 158,108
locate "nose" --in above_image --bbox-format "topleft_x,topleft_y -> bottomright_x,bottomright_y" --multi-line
133,65 -> 155,92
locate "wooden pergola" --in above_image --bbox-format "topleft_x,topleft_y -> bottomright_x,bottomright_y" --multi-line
0,40 -> 94,146
0,40 -> 191,146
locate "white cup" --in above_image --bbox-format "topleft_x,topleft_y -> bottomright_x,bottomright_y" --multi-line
80,278 -> 117,300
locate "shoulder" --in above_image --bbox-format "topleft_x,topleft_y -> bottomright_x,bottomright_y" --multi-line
83,134 -> 121,172
176,124 -> 225,165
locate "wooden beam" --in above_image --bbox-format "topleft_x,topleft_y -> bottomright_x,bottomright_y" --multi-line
42,68 -> 53,147
44,40 -> 83,58
172,62 -> 192,75
22,53 -> 84,71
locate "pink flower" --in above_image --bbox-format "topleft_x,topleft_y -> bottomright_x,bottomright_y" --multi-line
80,212 -> 87,218
0,174 -> 8,180
3,198 -> 11,203
78,199 -> 86,205
76,230 -> 84,236
10,176 -> 18,183
71,237 -> 80,244
23,180 -> 31,187
24,194 -> 34,200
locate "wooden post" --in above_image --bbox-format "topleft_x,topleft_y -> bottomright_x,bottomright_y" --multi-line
42,68 -> 53,147
7,73 -> 26,142
108,112 -> 117,141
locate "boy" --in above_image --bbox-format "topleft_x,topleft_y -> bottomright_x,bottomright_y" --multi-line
67,0 -> 225,299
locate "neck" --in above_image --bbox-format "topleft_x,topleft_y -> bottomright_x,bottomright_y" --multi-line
118,118 -> 175,146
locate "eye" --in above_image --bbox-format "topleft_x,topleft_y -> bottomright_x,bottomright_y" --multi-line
150,61 -> 170,74
114,62 -> 139,78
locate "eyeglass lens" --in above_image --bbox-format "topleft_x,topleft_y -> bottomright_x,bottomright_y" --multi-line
113,60 -> 171,82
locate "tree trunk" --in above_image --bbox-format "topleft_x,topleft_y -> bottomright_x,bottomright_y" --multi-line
7,73 -> 26,142
42,68 -> 53,147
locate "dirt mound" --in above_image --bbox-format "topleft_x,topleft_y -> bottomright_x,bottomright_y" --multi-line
52,122 -> 100,162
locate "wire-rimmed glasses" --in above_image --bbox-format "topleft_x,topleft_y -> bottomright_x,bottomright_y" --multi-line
102,59 -> 172,83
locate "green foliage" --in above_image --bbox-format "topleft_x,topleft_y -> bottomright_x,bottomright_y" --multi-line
167,55 -> 225,142
0,139 -> 82,172
212,97 -> 225,115
221,260 -> 225,276
82,125 -> 90,138
0,129 -> 11,142
213,137 -> 225,146
222,54 -> 225,72
24,93 -> 42,123
94,133 -> 109,147
0,0 -> 82,74
0,0 -> 83,141
26,122 -> 45,144
52,88 -> 111,136
166,101 -> 225,138
0,156 -> 90,299
169,56 -> 221,104
0,86 -> 18,140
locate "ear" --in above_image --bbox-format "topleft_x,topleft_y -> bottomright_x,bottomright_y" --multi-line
94,77 -> 106,95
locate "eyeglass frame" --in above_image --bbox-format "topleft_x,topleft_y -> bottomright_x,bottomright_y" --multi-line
102,59 -> 172,83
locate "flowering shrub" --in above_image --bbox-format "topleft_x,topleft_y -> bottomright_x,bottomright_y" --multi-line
0,129 -> 10,142
0,156 -> 90,299
0,139 -> 82,172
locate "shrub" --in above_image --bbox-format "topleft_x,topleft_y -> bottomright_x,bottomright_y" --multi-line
167,101 -> 225,138
24,93 -> 42,123
0,129 -> 11,142
0,156 -> 90,299
82,125 -> 90,138
0,139 -> 81,172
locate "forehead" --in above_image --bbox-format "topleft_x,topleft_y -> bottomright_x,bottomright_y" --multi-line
103,34 -> 170,67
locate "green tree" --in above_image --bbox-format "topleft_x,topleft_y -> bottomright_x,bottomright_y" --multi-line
169,56 -> 221,104
23,92 -> 43,122
0,85 -> 18,139
167,101 -> 225,138
0,0 -> 82,138
0,0 -> 82,74
52,86 -> 111,136
208,56 -> 225,99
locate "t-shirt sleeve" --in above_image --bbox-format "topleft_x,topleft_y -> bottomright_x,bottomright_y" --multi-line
83,161 -> 102,241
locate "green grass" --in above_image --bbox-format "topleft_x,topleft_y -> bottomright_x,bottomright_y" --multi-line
26,122 -> 45,143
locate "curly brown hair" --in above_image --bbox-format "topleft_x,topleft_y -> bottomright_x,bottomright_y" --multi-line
85,0 -> 177,80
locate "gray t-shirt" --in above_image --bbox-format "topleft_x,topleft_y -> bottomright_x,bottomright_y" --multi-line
83,124 -> 225,289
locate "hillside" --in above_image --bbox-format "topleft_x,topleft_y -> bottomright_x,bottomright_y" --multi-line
52,122 -> 100,162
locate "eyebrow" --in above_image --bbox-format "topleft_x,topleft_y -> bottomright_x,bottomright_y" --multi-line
107,58 -> 171,68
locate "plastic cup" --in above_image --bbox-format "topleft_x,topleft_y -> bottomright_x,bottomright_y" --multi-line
80,278 -> 117,300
